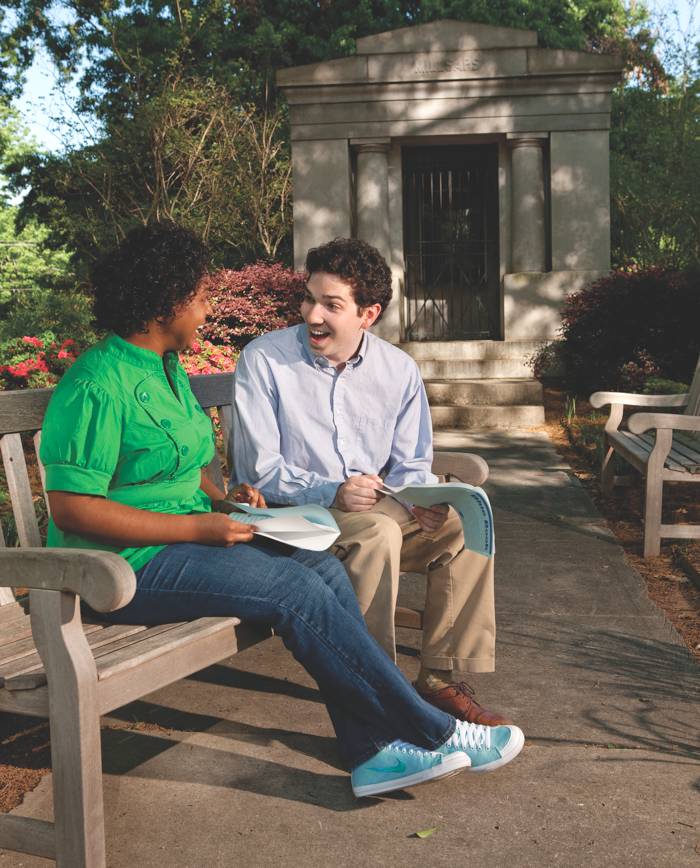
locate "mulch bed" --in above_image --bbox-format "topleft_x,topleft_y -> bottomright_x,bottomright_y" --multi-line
540,386 -> 700,660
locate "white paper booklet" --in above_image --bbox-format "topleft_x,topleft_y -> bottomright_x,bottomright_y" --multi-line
228,503 -> 340,551
380,481 -> 495,558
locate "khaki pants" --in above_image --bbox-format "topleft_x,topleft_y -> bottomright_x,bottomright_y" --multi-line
329,496 -> 495,672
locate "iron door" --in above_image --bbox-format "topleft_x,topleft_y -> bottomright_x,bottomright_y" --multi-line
402,145 -> 500,341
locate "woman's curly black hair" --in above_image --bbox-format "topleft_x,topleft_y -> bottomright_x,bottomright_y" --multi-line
305,238 -> 392,321
91,223 -> 210,336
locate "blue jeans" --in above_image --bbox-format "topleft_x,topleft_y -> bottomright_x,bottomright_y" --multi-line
104,540 -> 455,770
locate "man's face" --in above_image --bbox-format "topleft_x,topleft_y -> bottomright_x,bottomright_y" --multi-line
301,271 -> 381,366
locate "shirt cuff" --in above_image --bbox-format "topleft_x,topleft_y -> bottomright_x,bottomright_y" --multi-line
313,481 -> 343,508
251,480 -> 341,508
44,463 -> 112,497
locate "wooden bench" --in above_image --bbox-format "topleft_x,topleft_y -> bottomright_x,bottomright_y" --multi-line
590,355 -> 700,557
0,370 -> 489,865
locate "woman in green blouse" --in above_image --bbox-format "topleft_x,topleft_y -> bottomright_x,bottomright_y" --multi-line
40,223 -> 522,798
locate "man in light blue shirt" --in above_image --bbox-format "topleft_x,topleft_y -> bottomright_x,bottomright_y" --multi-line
233,238 -> 510,726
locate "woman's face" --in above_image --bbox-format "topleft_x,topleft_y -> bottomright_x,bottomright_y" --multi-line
166,281 -> 212,351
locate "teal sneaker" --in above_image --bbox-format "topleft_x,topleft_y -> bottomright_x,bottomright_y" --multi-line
436,720 -> 525,773
351,740 -> 470,798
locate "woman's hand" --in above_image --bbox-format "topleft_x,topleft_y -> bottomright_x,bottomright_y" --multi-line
229,483 -> 267,508
189,513 -> 256,546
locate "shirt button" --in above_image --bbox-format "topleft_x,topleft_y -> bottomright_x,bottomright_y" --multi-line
160,418 -> 172,429
138,391 -> 150,403
180,445 -> 190,456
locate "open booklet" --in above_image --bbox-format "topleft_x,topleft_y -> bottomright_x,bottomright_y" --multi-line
227,503 -> 340,551
380,481 -> 495,558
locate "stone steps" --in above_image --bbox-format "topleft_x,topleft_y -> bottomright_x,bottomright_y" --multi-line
402,340 -> 543,361
399,341 -> 544,430
424,377 -> 543,407
416,357 -> 533,379
430,404 -> 544,429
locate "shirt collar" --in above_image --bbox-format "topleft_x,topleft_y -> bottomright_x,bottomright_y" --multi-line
103,332 -> 177,373
298,326 -> 368,371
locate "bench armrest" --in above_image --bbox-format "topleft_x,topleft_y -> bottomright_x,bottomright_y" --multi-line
432,451 -> 489,486
628,412 -> 700,435
590,391 -> 689,410
0,549 -> 136,612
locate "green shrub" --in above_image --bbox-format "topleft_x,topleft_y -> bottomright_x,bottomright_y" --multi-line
641,377 -> 690,395
0,288 -> 97,346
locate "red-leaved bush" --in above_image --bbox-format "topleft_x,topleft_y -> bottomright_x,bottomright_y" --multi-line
200,262 -> 305,350
179,339 -> 238,376
532,267 -> 700,395
0,334 -> 82,390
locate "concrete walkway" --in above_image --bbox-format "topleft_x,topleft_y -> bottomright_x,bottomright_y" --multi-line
2,432 -> 699,867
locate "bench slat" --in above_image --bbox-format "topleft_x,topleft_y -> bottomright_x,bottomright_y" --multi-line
636,432 -> 700,469
0,388 -> 52,435
188,372 -> 234,410
96,617 -> 239,682
0,619 -> 143,669
0,601 -> 28,625
1,433 -> 42,547
32,430 -> 50,515
626,432 -> 691,474
607,431 -> 650,472
1,622 -> 185,690
0,624 -> 104,680
0,616 -> 33,649
667,435 -> 700,469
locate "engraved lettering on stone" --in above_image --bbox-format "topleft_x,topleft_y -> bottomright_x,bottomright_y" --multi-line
414,53 -> 483,75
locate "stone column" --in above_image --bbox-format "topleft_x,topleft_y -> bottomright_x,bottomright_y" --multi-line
355,141 -> 391,263
509,136 -> 546,273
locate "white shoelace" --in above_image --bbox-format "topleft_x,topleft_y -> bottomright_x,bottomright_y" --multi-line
387,740 -> 437,756
446,721 -> 491,752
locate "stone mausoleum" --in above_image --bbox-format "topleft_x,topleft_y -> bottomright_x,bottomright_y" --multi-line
277,20 -> 623,428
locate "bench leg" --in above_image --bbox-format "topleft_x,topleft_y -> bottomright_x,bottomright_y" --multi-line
31,591 -> 106,868
601,438 -> 616,494
642,433 -> 670,558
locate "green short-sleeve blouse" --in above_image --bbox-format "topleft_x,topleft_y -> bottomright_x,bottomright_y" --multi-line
40,333 -> 216,571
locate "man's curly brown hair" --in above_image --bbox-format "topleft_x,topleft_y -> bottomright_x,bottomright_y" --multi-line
91,223 -> 209,336
305,238 -> 392,322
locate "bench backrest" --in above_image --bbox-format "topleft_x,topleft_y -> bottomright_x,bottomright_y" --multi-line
0,372 -> 235,604
685,355 -> 700,417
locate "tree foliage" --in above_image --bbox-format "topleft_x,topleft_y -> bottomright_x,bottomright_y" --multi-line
0,0 -> 690,275
0,1 -> 648,111
8,77 -> 292,268
0,105 -> 72,298
610,9 -> 700,270
611,81 -> 700,269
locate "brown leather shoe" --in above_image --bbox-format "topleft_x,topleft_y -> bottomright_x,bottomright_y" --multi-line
417,681 -> 513,726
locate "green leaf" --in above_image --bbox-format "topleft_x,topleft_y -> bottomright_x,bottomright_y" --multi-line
414,828 -> 437,839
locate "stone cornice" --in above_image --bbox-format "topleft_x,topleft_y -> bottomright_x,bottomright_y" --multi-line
277,47 -> 623,89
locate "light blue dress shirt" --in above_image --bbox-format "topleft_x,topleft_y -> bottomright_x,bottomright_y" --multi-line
232,324 -> 438,506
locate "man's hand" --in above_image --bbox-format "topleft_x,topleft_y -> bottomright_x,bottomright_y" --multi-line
333,475 -> 384,512
412,503 -> 449,535
189,513 -> 256,546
